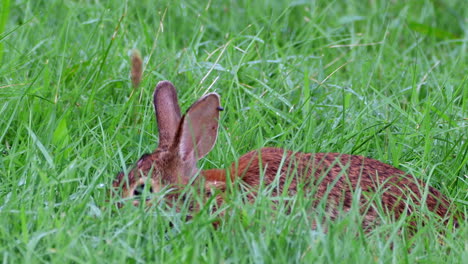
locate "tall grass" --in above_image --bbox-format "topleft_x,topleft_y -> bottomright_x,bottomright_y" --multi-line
0,0 -> 466,262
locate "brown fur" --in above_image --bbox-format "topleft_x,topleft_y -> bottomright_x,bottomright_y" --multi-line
113,81 -> 462,230
217,148 -> 456,228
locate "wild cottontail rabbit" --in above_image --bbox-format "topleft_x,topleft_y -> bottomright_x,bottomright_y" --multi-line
114,80 -> 462,229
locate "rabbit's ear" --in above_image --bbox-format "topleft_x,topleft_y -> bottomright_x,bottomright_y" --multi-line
176,93 -> 221,163
154,81 -> 182,147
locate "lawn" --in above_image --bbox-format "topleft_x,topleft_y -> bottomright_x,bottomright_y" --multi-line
0,0 -> 467,263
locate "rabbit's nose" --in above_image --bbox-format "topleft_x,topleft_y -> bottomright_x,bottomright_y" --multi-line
133,184 -> 154,196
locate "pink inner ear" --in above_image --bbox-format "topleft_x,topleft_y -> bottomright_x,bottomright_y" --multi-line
178,93 -> 220,161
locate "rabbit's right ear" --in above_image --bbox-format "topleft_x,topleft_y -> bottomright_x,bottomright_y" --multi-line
154,81 -> 182,147
176,93 -> 221,164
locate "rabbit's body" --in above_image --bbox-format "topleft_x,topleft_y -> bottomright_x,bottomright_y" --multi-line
200,147 -> 453,228
114,81 -> 461,229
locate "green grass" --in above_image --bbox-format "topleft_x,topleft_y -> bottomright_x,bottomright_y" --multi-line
1,0 -> 467,262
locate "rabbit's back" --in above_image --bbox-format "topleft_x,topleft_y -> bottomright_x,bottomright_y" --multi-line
229,147 -> 454,227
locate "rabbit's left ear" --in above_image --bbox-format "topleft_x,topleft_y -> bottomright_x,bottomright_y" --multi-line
154,81 -> 182,148
175,93 -> 221,162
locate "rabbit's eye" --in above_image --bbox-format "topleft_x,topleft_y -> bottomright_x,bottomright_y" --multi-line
140,153 -> 151,160
133,184 -> 154,196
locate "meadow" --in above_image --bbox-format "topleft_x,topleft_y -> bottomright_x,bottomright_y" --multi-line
0,0 -> 467,262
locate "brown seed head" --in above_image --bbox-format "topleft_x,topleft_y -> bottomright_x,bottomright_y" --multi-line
131,49 -> 143,88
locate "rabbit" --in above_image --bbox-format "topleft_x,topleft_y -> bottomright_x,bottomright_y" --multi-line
113,80 -> 462,230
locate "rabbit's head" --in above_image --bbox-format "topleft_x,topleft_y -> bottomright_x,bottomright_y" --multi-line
113,81 -> 222,201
